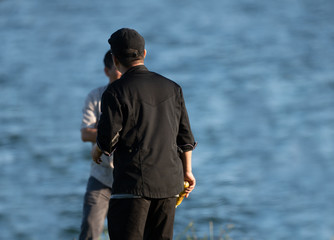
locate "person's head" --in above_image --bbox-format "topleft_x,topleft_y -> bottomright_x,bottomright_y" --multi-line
108,28 -> 146,70
103,50 -> 122,83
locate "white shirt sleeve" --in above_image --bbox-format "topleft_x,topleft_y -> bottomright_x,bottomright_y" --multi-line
81,89 -> 99,129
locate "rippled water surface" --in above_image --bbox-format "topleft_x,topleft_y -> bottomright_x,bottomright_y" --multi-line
1,0 -> 334,239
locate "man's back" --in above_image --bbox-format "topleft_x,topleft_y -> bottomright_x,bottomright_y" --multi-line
100,65 -> 188,198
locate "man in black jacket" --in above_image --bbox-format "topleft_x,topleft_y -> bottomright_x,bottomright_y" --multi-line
92,28 -> 196,240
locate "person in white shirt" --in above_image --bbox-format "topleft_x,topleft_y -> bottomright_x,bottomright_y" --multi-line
79,50 -> 121,240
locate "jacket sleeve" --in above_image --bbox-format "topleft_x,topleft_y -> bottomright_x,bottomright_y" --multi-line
96,90 -> 123,155
177,87 -> 197,152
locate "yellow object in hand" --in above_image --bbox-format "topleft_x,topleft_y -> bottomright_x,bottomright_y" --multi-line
175,181 -> 190,208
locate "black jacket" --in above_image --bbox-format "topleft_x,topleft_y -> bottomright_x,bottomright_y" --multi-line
97,65 -> 196,198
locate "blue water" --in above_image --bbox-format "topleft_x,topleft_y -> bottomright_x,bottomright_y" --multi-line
1,0 -> 334,239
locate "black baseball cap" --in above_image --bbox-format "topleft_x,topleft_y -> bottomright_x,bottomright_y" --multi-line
108,28 -> 145,59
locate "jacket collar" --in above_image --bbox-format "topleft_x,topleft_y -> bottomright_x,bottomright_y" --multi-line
123,65 -> 148,76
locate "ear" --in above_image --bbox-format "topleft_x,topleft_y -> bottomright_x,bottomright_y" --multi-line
104,67 -> 110,77
112,55 -> 120,69
143,49 -> 147,59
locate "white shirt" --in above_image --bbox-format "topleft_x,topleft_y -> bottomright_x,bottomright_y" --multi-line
81,85 -> 114,188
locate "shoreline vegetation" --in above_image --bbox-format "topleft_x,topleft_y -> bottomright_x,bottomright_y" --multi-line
73,222 -> 334,240
175,221 -> 234,240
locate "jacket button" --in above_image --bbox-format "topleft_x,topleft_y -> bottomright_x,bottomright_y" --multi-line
129,149 -> 132,153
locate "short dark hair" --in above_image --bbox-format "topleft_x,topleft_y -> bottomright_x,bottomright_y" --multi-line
108,28 -> 145,67
103,50 -> 114,69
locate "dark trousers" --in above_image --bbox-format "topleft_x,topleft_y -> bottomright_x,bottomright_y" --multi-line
108,197 -> 177,240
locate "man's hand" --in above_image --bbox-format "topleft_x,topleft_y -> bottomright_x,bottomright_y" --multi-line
180,150 -> 195,198
184,171 -> 196,198
91,144 -> 103,164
